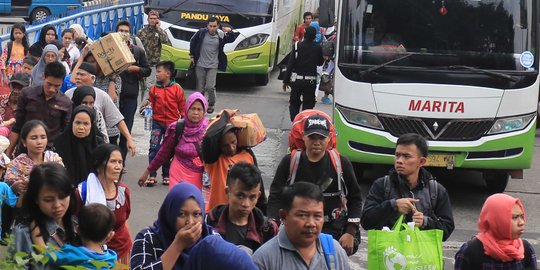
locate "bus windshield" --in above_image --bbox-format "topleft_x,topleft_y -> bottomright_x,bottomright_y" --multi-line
154,0 -> 273,29
177,0 -> 272,16
339,0 -> 538,72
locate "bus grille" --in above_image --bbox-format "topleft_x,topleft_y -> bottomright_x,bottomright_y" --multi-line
378,115 -> 494,141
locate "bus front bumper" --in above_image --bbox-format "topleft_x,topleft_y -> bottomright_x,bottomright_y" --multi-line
334,109 -> 537,170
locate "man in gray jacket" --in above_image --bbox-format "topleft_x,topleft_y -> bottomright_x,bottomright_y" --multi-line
253,182 -> 350,270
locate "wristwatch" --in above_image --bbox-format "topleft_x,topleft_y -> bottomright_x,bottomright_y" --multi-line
348,218 -> 360,223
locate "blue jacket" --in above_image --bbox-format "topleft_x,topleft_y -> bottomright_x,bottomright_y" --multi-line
49,244 -> 117,269
183,235 -> 258,270
189,28 -> 238,72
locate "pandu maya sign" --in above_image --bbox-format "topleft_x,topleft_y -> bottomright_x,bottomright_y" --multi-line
180,12 -> 231,23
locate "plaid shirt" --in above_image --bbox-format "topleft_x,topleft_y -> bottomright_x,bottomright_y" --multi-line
131,227 -> 219,270
455,239 -> 537,270
130,228 -> 165,270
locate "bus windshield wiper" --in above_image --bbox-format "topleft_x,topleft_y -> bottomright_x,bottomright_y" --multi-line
359,54 -> 413,77
198,2 -> 249,20
447,65 -> 518,82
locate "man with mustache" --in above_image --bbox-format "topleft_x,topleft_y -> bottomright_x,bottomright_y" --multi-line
360,133 -> 455,241
253,182 -> 350,269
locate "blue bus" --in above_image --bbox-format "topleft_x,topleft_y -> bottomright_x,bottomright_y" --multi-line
0,0 -> 82,21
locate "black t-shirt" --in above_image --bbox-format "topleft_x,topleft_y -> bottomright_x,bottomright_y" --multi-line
224,220 -> 248,246
267,151 -> 363,221
297,154 -> 342,216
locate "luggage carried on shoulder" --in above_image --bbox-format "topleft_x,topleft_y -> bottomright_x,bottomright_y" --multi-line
201,110 -> 266,164
288,109 -> 337,151
230,113 -> 266,148
201,110 -> 234,164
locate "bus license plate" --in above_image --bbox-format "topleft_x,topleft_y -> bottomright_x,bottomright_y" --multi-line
425,154 -> 455,169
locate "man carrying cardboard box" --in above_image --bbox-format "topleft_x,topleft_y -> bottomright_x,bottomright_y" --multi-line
116,21 -> 151,162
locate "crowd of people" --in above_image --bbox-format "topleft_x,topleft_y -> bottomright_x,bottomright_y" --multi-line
0,8 -> 536,270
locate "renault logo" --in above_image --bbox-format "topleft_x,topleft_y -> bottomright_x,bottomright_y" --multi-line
433,122 -> 439,131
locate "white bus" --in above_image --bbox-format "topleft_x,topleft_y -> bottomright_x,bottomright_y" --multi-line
322,0 -> 540,192
145,0 -> 319,85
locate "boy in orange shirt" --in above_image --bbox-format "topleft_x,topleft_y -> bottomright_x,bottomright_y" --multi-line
146,60 -> 186,186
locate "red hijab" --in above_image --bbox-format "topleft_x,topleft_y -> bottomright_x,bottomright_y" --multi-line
476,193 -> 525,262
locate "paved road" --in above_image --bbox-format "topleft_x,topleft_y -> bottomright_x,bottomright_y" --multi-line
109,70 -> 540,269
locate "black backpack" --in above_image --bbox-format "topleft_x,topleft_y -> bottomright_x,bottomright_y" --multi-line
464,237 -> 533,268
170,119 -> 185,160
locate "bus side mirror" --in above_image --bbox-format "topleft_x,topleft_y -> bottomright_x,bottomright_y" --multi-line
319,0 -> 336,28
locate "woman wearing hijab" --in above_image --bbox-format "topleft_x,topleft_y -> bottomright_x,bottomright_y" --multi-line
138,92 -> 209,189
54,105 -> 104,186
30,44 -> 59,86
29,24 -> 57,58
131,182 -> 216,270
455,193 -> 537,269
69,24 -> 93,44
71,85 -> 109,142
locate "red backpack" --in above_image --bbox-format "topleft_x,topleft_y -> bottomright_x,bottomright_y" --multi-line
288,109 -> 337,151
287,110 -> 347,215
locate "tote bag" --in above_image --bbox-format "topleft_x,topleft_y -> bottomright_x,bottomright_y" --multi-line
367,215 -> 443,270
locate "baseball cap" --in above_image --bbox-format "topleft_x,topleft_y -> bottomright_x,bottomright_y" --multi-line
10,73 -> 30,87
304,114 -> 330,137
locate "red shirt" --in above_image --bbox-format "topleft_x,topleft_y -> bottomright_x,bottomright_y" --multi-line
293,24 -> 307,42
149,82 -> 186,126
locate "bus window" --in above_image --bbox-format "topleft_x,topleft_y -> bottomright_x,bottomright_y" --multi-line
339,0 -> 533,72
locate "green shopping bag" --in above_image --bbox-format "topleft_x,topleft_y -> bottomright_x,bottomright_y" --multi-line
367,215 -> 443,270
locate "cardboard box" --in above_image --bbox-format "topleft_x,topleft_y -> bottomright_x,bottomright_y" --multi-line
89,32 -> 135,76
231,113 -> 266,147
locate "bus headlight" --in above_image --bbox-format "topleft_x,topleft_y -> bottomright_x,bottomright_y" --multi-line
337,105 -> 383,130
235,34 -> 269,51
487,113 -> 535,135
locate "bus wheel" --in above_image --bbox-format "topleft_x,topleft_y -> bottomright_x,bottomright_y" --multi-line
483,172 -> 509,193
255,74 -> 269,86
31,8 -> 50,22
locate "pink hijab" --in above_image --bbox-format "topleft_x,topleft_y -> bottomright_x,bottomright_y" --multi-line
476,193 -> 525,262
182,92 -> 209,142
